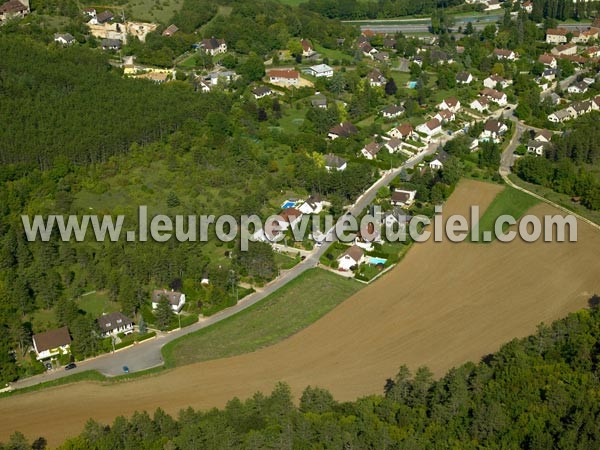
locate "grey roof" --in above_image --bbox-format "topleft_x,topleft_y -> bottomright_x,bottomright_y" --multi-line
324,153 -> 347,168
97,312 -> 133,333
54,33 -> 75,43
152,289 -> 183,306
95,10 -> 113,23
101,38 -> 121,49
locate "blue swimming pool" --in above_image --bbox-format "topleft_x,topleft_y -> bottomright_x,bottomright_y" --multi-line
281,200 -> 296,209
369,257 -> 388,265
407,81 -> 417,89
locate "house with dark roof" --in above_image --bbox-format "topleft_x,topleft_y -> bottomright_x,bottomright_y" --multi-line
32,327 -> 71,360
328,122 -> 358,140
337,245 -> 365,271
381,104 -> 405,119
0,0 -> 29,21
94,10 -> 113,24
480,119 -> 508,142
324,153 -> 347,171
97,312 -> 134,337
300,38 -> 315,57
152,289 -> 186,313
101,38 -> 121,50
54,33 -> 75,45
429,150 -> 450,170
367,68 -> 386,87
456,71 -> 473,84
391,189 -> 417,208
493,48 -> 516,60
200,37 -> 227,55
252,85 -> 273,99
361,141 -> 383,160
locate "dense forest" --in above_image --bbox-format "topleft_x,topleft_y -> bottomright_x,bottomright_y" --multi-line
514,113 -> 600,209
303,0 -> 465,20
3,301 -> 600,449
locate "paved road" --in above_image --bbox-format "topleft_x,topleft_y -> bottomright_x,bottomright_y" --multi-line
10,141 -> 445,390
498,112 -> 600,232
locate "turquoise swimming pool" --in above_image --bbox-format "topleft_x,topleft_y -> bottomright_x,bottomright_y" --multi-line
407,81 -> 417,89
369,257 -> 387,265
281,200 -> 296,209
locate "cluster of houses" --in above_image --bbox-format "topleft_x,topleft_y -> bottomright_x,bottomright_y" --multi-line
547,95 -> 600,123
526,129 -> 554,156
544,27 -> 600,66
30,289 -> 187,363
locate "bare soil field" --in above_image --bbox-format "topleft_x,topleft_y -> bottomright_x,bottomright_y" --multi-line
2,179 -> 599,447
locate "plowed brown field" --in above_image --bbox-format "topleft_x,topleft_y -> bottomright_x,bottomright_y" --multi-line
2,179 -> 599,447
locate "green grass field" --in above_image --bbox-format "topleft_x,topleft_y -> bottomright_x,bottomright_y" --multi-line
474,185 -> 540,242
162,268 -> 363,367
76,291 -> 120,317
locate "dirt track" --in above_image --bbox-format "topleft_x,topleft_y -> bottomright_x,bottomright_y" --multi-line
2,180 -> 599,447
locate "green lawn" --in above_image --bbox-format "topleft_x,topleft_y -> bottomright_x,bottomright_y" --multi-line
162,268 -> 363,367
474,185 -> 540,242
509,174 -> 600,226
76,291 -> 120,317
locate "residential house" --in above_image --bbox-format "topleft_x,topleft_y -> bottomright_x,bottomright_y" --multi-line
435,109 -> 456,123
584,46 -> 600,58
82,7 -> 96,18
391,189 -> 417,208
429,151 -> 449,170
367,69 -> 386,87
383,38 -> 396,49
298,194 -> 324,214
384,138 -> 403,153
551,43 -> 577,56
534,129 -> 553,143
32,327 -> 71,361
267,69 -> 300,86
328,122 -> 358,140
374,52 -> 390,63
337,245 -> 365,271
207,70 -> 235,86
542,68 -> 557,81
493,49 -> 516,60
388,123 -> 417,140
361,141 -> 383,160
538,53 -> 557,68
252,86 -> 273,99
93,10 -> 113,24
97,312 -> 134,337
483,74 -> 510,89
101,38 -> 121,50
523,0 -> 533,13
311,95 -> 327,108
485,0 -> 502,11
382,209 -> 412,229
324,153 -> 347,171
546,28 -> 569,44
416,118 -> 442,137
567,81 -> 589,94
162,24 -> 178,37
0,0 -> 29,21
456,71 -> 473,84
527,140 -> 552,156
54,33 -> 75,45
196,79 -> 211,93
568,100 -> 592,117
381,104 -> 405,119
481,88 -> 508,106
304,64 -> 333,78
152,289 -> 186,313
571,28 -> 599,44
300,38 -> 316,57
547,109 -> 572,123
359,41 -> 378,58
593,95 -> 600,110
470,96 -> 490,113
200,37 -> 227,55
480,118 -> 508,142
278,207 -> 303,230
437,96 -> 461,113
430,49 -> 453,64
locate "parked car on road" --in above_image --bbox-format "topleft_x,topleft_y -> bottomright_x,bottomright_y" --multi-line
65,363 -> 77,370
